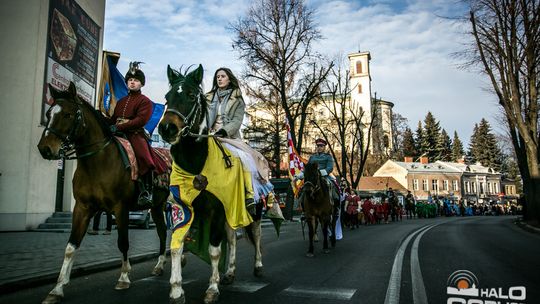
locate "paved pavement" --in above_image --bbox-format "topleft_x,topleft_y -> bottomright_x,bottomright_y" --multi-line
0,219 -> 281,294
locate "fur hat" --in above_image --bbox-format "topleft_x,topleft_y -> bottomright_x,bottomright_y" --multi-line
315,138 -> 327,146
125,61 -> 145,85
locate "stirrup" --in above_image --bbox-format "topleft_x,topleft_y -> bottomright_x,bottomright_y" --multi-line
138,190 -> 153,206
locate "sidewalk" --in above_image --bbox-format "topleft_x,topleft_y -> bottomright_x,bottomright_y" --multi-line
0,218 -> 283,294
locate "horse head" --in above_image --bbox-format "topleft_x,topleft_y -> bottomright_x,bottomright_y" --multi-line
38,82 -> 88,160
303,163 -> 322,198
159,64 -> 206,144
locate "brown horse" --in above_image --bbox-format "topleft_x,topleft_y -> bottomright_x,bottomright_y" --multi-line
158,65 -> 263,304
37,82 -> 170,304
301,162 -> 337,257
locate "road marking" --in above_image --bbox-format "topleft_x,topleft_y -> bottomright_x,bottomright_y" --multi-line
411,225 -> 436,304
281,285 -> 356,300
136,276 -> 197,285
384,224 -> 434,304
223,281 -> 269,293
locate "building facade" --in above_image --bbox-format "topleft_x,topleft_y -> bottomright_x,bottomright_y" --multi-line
0,0 -> 106,231
374,158 -> 502,203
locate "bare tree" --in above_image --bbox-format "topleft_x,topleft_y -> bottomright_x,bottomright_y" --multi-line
467,0 -> 540,221
230,0 -> 328,153
310,58 -> 374,189
390,112 -> 409,161
243,87 -> 286,177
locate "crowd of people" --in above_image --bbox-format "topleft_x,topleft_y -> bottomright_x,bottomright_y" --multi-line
338,188 -> 521,229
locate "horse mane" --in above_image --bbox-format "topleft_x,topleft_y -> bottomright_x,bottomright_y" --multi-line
73,95 -> 113,137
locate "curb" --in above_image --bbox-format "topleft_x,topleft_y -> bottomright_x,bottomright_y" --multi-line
0,251 -> 165,295
514,219 -> 540,234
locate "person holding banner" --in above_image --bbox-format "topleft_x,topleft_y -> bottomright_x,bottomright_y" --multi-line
110,62 -> 163,206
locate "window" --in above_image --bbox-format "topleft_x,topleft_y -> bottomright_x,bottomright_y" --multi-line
494,183 -> 499,194
465,181 -> 470,193
480,182 -> 484,194
413,179 -> 419,191
472,182 -> 477,193
452,180 -> 459,191
443,180 -> 449,191
487,183 -> 492,194
431,179 -> 438,191
422,179 -> 428,191
358,84 -> 362,93
356,61 -> 362,74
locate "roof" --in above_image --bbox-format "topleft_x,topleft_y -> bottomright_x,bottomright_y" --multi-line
436,161 -> 500,174
358,176 -> 408,193
392,161 -> 461,173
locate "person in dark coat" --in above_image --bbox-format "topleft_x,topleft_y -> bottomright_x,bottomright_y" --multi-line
110,62 -> 165,206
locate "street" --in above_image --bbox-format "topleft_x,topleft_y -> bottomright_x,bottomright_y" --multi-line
1,216 -> 538,304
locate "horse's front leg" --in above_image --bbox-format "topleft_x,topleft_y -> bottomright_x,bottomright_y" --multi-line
42,203 -> 93,304
306,217 -> 315,257
114,207 -> 131,290
169,219 -> 191,304
204,244 -> 221,304
251,220 -> 263,277
221,223 -> 236,285
322,217 -> 330,254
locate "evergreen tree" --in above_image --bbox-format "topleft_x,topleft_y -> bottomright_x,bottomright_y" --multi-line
422,112 -> 441,162
437,129 -> 452,161
415,121 -> 425,158
451,131 -> 464,162
468,118 -> 502,171
468,123 -> 480,163
402,127 -> 416,159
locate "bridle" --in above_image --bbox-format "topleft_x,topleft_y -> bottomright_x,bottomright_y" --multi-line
43,101 -> 112,160
164,86 -> 213,139
303,169 -> 322,195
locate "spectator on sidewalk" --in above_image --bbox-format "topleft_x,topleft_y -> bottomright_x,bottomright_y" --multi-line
88,210 -> 112,235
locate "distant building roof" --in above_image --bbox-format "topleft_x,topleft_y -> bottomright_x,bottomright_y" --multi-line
436,161 -> 500,174
392,161 -> 461,173
358,176 -> 408,193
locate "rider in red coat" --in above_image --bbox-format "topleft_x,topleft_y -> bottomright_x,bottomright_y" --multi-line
110,62 -> 164,206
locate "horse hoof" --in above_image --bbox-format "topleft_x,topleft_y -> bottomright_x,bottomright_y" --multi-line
115,281 -> 130,290
204,290 -> 219,304
306,252 -> 314,258
221,273 -> 235,285
169,294 -> 186,304
323,249 -> 330,254
253,266 -> 264,278
152,267 -> 164,276
42,293 -> 62,304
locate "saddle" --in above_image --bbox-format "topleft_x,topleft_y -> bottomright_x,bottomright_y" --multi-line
114,136 -> 172,189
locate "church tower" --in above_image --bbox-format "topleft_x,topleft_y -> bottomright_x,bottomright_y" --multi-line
348,51 -> 394,154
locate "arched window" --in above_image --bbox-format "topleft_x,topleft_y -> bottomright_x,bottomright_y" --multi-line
358,84 -> 362,93
356,61 -> 362,74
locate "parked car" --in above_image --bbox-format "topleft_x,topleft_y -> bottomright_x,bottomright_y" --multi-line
129,210 -> 153,229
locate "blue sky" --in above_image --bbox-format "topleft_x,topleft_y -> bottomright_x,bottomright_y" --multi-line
103,0 -> 500,145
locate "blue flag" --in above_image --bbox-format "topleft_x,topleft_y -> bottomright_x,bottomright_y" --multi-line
99,51 -> 165,137
145,103 -> 164,136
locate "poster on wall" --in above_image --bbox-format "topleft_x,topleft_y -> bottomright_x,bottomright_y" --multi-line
41,0 -> 101,125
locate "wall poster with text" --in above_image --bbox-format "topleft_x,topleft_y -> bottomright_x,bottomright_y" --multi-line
41,0 -> 101,125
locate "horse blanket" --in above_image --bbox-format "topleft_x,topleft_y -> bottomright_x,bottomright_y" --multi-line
168,138 -> 253,250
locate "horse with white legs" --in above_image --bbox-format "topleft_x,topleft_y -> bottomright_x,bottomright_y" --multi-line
37,83 -> 170,304
159,65 -> 263,304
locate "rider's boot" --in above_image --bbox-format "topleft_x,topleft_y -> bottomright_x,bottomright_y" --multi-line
137,171 -> 153,206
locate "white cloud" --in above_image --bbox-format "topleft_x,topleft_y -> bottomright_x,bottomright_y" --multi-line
103,0 -> 499,143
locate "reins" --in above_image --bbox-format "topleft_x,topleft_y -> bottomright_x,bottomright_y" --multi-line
44,101 -> 113,160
